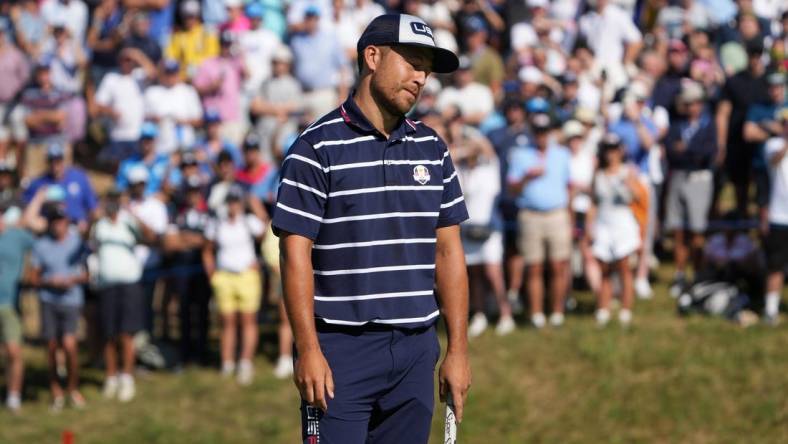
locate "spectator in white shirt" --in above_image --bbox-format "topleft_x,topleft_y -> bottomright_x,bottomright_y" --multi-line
436,56 -> 494,126
94,48 -> 156,166
41,0 -> 88,45
578,0 -> 643,89
144,59 -> 204,154
202,185 -> 265,385
238,3 -> 281,95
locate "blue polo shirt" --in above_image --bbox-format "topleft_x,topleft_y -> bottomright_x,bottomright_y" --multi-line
272,96 -> 468,329
24,168 -> 98,223
507,143 -> 571,211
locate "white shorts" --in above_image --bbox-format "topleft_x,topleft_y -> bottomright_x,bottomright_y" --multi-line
464,231 -> 503,266
592,220 -> 640,263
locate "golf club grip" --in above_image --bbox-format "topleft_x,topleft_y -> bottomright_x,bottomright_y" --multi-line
444,394 -> 457,444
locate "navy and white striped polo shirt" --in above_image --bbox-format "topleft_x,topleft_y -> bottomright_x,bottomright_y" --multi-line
272,95 -> 468,329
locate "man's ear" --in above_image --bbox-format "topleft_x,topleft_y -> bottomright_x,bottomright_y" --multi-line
364,45 -> 384,72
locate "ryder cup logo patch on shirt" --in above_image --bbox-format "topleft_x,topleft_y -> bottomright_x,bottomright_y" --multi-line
399,14 -> 436,46
413,165 -> 431,184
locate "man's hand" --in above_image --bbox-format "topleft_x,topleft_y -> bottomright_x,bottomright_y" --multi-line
294,348 -> 334,412
438,349 -> 471,424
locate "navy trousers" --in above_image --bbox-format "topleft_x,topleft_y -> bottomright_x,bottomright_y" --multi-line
300,323 -> 440,444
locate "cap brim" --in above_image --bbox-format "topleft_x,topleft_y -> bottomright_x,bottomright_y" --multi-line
397,43 -> 459,74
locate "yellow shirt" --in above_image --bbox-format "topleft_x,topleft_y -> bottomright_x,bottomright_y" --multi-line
165,24 -> 219,79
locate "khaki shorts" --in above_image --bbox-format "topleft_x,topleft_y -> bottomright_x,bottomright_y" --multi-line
517,209 -> 572,264
211,269 -> 262,315
0,306 -> 22,344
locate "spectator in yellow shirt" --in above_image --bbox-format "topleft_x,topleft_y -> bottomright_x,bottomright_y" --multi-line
165,0 -> 218,79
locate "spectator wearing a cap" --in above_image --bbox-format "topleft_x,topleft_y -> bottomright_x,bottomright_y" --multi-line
40,0 -> 88,45
195,110 -> 243,167
23,143 -> 97,230
743,72 -> 786,221
116,122 -> 171,197
94,48 -> 156,166
487,98 -> 531,311
518,66 -> 545,103
588,133 -> 642,327
436,56 -> 495,125
219,0 -> 251,34
238,2 -> 281,95
193,30 -> 246,145
144,59 -> 203,155
507,113 -> 572,329
163,174 -> 212,364
90,190 -> 150,403
0,199 -> 36,412
235,134 -> 274,213
250,44 -> 303,158
202,184 -> 265,385
206,149 -> 241,217
123,12 -> 163,66
462,16 -> 505,99
274,13 -> 469,442
289,5 -> 349,120
446,116 -> 515,338
0,28 -> 30,166
125,164 -> 170,337
652,40 -> 690,122
664,81 -> 718,297
762,107 -> 788,325
29,203 -> 88,410
716,39 -> 771,217
18,58 -> 71,180
578,0 -> 643,89
42,24 -> 88,146
287,0 -> 334,34
165,0 -> 219,79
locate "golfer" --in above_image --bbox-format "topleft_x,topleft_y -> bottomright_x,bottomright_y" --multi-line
272,13 -> 471,444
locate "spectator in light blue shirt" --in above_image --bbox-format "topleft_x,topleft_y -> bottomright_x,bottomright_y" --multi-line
609,92 -> 659,175
506,113 -> 572,329
289,6 -> 347,118
116,123 -> 172,196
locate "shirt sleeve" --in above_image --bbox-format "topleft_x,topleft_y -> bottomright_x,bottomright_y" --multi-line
507,148 -> 527,183
94,74 -> 113,106
437,140 -> 469,228
204,218 -> 218,242
271,138 -> 329,240
80,171 -> 98,214
29,241 -> 43,269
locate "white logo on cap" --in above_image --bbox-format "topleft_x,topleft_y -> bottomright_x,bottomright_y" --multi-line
410,22 -> 433,38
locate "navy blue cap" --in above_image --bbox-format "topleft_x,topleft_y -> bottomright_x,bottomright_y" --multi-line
180,150 -> 198,166
140,122 -> 158,139
163,58 -> 180,73
530,113 -> 552,131
600,132 -> 623,148
243,133 -> 260,151
464,16 -> 488,34
204,109 -> 222,124
356,14 -> 459,74
226,184 -> 245,201
47,143 -> 65,159
304,5 -> 321,17
220,30 -> 235,45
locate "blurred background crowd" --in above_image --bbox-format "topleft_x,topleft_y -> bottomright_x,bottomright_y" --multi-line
0,0 -> 786,414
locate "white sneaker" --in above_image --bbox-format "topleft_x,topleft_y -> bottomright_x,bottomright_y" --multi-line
6,393 -> 21,412
495,316 -> 516,336
118,374 -> 135,403
549,312 -> 565,327
273,355 -> 294,380
531,312 -> 546,329
468,313 -> 488,338
595,309 -> 611,327
618,309 -> 633,326
237,360 -> 254,386
102,376 -> 119,399
221,361 -> 236,378
635,278 -> 653,300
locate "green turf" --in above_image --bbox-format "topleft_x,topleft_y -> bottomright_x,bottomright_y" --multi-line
2,270 -> 787,444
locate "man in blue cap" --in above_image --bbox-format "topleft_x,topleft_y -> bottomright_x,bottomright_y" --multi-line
274,13 -> 470,444
23,143 -> 97,232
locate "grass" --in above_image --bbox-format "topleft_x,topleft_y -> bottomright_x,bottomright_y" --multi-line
2,266 -> 788,444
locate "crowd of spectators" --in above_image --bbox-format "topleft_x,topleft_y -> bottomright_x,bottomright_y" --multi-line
0,0 -> 786,414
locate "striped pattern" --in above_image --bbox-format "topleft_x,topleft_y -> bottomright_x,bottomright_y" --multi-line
272,97 -> 468,329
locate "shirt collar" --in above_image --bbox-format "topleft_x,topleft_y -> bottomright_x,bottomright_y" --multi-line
340,94 -> 418,139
